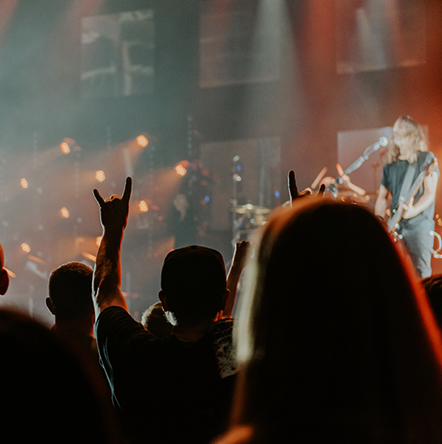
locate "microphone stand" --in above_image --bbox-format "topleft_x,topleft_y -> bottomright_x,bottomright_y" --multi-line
328,138 -> 388,198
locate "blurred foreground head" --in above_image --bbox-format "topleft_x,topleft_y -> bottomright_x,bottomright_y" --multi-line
0,309 -> 120,443
232,198 -> 442,443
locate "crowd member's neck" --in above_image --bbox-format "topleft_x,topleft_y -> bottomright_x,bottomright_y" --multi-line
172,317 -> 215,342
54,316 -> 95,338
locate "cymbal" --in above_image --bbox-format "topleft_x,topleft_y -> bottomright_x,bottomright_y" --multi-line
232,204 -> 271,215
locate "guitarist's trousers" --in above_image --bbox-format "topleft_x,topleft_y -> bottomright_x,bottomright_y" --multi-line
400,221 -> 434,278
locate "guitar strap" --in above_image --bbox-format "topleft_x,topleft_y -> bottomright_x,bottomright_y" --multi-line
398,162 -> 417,205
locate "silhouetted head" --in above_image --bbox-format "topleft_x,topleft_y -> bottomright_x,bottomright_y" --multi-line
232,198 -> 442,442
160,245 -> 227,322
0,243 -> 9,295
141,301 -> 173,339
422,273 -> 442,329
0,308 -> 119,443
47,262 -> 94,322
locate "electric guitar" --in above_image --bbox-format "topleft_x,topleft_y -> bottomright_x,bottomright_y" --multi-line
387,156 -> 437,240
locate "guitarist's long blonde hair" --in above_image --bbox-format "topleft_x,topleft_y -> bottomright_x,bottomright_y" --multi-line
387,115 -> 428,164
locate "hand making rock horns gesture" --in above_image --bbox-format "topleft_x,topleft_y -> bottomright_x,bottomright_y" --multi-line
288,170 -> 325,206
93,177 -> 133,229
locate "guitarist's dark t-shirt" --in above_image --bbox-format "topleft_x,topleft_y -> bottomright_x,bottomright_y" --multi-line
381,151 -> 439,231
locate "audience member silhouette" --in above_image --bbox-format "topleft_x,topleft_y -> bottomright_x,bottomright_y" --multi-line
215,196 -> 442,444
0,242 -> 10,295
141,241 -> 250,338
46,262 -> 98,359
0,308 -> 121,443
92,178 -> 237,444
141,301 -> 173,338
422,273 -> 442,329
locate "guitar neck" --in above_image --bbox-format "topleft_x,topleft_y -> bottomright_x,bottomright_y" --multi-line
387,207 -> 403,232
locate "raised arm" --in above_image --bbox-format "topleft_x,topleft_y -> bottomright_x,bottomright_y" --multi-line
93,177 -> 132,314
375,184 -> 389,220
220,240 -> 251,319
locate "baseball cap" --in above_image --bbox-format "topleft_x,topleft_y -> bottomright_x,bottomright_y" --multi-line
161,245 -> 227,317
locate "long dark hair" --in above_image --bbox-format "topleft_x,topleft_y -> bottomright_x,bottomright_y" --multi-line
231,199 -> 442,443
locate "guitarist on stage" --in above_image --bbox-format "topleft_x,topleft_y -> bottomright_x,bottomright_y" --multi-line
375,116 -> 439,278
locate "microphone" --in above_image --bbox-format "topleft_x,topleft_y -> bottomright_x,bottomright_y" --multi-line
370,136 -> 389,152
364,136 -> 389,157
343,136 -> 390,176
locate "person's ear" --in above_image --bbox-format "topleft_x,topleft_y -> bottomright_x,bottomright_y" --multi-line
46,297 -> 56,315
159,290 -> 169,312
0,269 -> 9,295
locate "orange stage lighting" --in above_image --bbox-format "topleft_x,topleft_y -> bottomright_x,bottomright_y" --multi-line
136,135 -> 149,148
21,243 -> 31,253
95,170 -> 106,182
20,178 -> 29,189
95,236 -> 103,247
175,161 -> 188,177
138,200 -> 149,213
60,207 -> 70,219
60,142 -> 71,154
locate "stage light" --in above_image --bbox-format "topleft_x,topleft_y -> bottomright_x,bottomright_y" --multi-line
21,243 -> 31,253
60,207 -> 70,219
20,178 -> 28,189
95,236 -> 102,247
95,170 -> 106,182
175,163 -> 187,177
138,200 -> 149,212
60,141 -> 71,154
82,252 -> 97,263
136,135 -> 149,148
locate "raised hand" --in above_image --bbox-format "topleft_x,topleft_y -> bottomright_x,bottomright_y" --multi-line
93,178 -> 132,311
231,240 -> 251,270
317,183 -> 326,198
288,170 -> 299,205
288,170 -> 321,206
93,177 -> 132,230
219,240 -> 251,320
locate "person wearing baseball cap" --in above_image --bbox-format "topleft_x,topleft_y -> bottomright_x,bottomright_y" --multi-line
159,245 -> 228,336
93,178 -> 238,444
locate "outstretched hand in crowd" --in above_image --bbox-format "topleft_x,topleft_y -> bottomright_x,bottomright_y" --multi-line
218,240 -> 251,320
288,170 -> 325,207
92,178 -> 132,311
93,177 -> 132,231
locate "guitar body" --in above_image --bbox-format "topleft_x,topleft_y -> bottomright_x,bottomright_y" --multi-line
386,157 -> 437,241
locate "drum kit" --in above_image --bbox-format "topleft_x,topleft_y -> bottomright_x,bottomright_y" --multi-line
231,164 -> 376,242
231,203 -> 271,242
